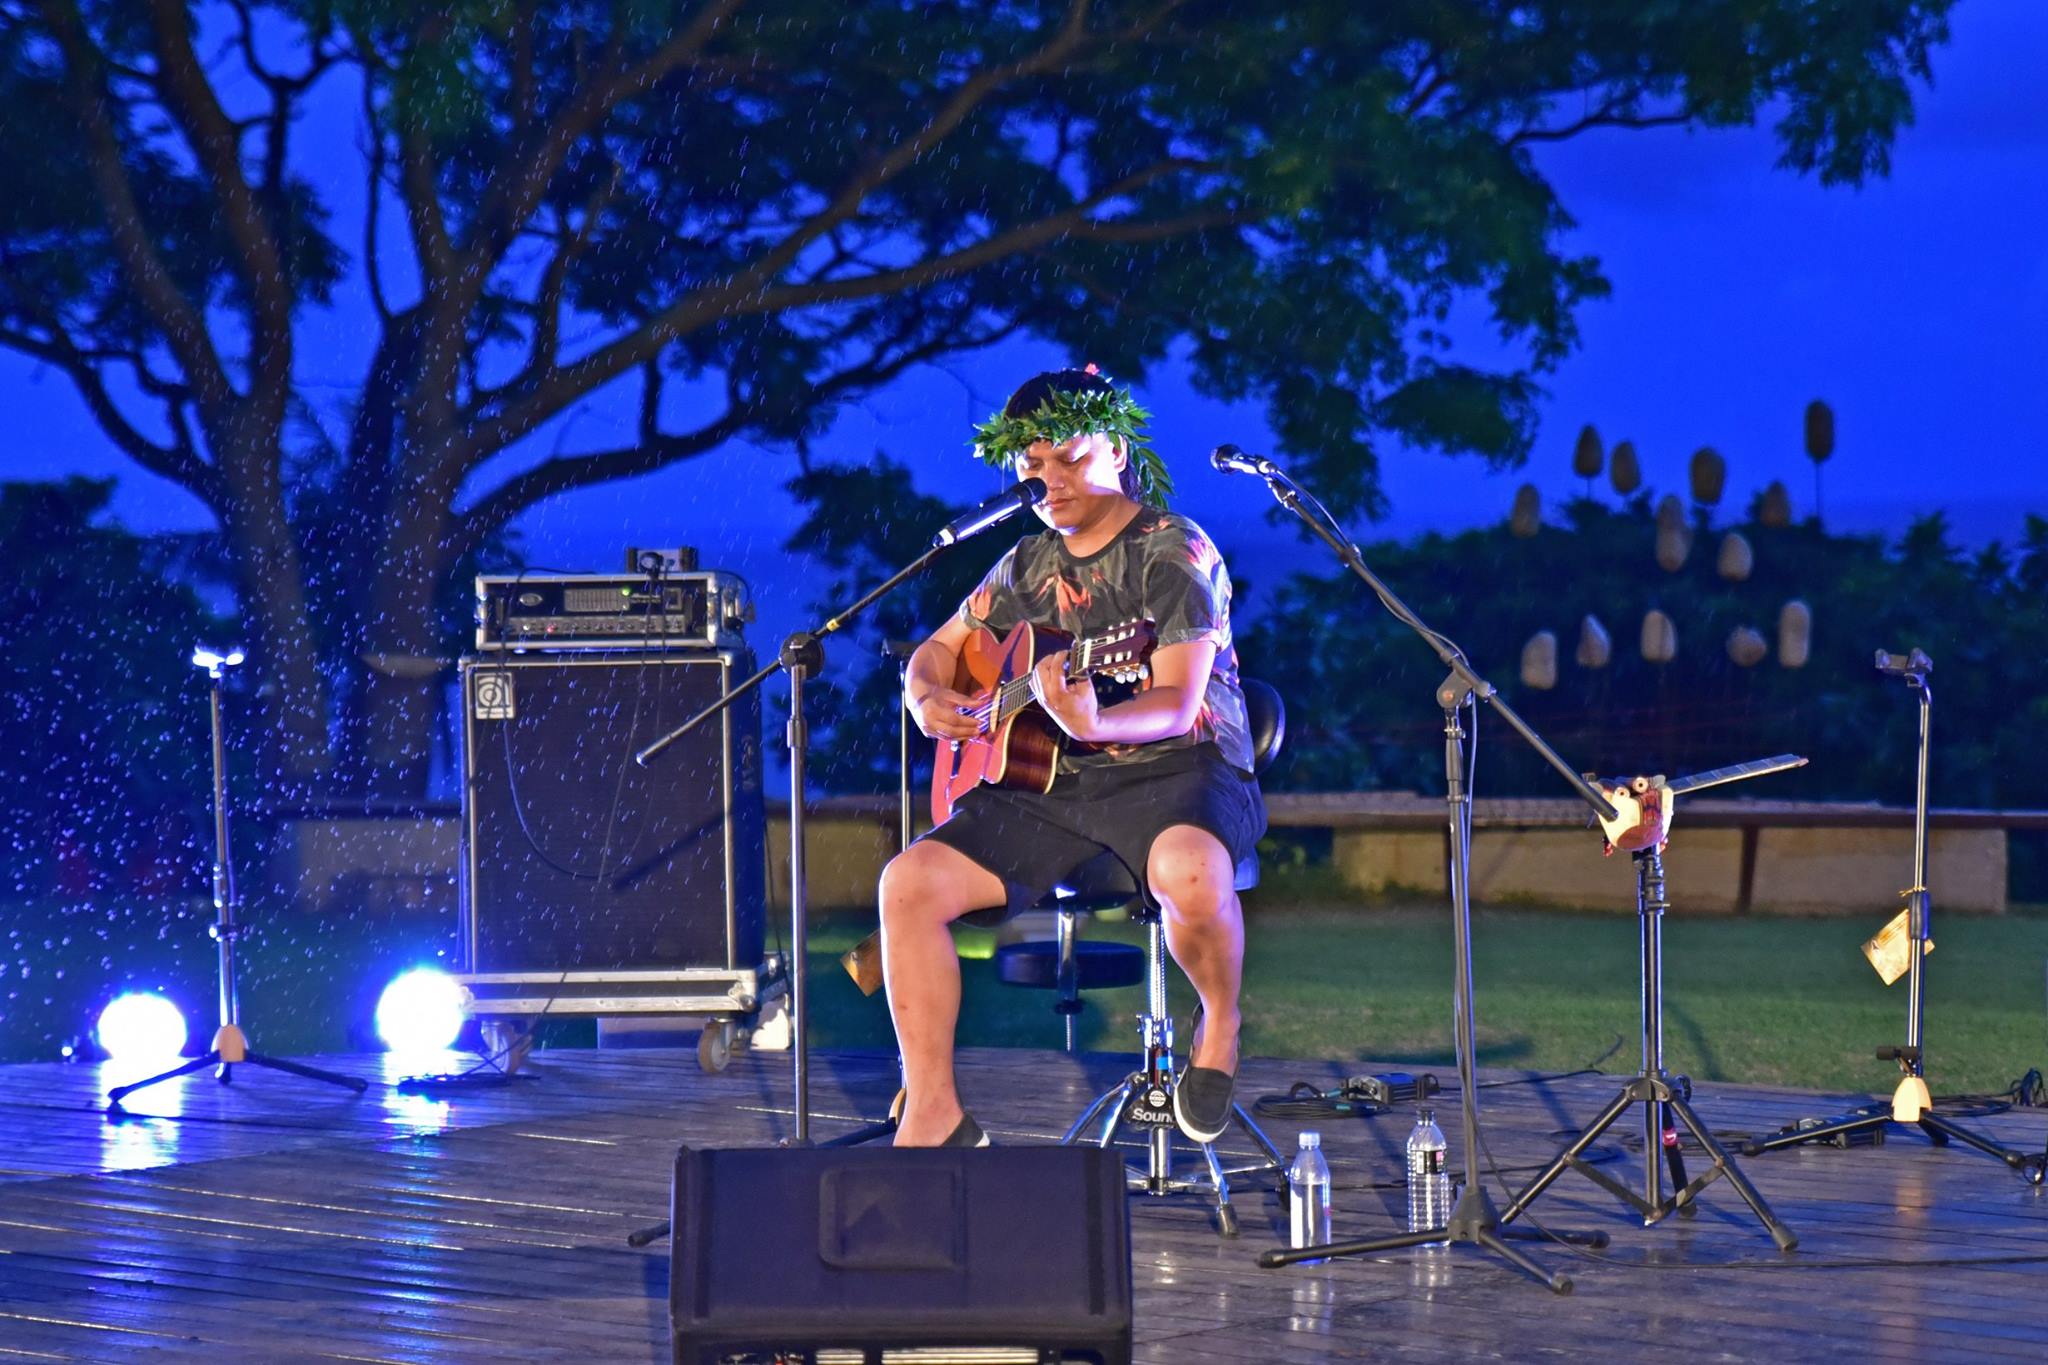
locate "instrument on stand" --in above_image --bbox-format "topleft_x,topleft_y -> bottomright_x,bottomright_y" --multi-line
1499,754 -> 1807,1247
1591,754 -> 1809,854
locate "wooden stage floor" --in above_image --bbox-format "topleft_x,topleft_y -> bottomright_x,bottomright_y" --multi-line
4,1041 -> 2047,1362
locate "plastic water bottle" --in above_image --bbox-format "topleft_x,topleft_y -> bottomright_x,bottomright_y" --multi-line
1406,1108 -> 1451,1236
1287,1130 -> 1333,1257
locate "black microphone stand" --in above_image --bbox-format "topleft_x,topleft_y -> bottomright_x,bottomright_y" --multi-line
1742,651 -> 2046,1181
1238,456 -> 1613,1293
634,518 -> 1009,1144
109,647 -> 367,1113
624,490 -> 1037,1247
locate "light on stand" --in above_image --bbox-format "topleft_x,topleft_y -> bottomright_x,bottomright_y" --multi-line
375,968 -> 466,1053
97,993 -> 189,1065
190,644 -> 245,674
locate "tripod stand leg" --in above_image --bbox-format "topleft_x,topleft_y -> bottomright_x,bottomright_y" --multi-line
1499,1083 -> 1637,1225
1742,1107 -> 1887,1155
1262,1184 -> 1573,1295
1198,1142 -> 1239,1238
1471,1225 -> 1572,1295
1667,1096 -> 1797,1250
243,1052 -> 370,1092
1232,1101 -> 1287,1168
107,1052 -> 220,1107
1659,1101 -> 1698,1219
1919,1114 -> 2036,1172
1073,1080 -> 1138,1146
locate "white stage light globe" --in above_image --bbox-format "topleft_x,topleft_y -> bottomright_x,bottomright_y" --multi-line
376,969 -> 465,1053
96,993 -> 189,1064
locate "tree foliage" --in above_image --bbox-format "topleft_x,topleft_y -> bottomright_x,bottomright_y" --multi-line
1244,497 -> 2048,832
0,0 -> 1954,796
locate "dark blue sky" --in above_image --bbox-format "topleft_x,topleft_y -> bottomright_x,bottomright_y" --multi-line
9,0 -> 2045,655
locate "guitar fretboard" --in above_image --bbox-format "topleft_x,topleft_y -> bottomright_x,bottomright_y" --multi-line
1666,753 -> 1807,796
967,630 -> 1137,733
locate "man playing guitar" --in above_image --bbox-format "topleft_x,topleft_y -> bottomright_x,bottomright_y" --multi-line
882,367 -> 1266,1147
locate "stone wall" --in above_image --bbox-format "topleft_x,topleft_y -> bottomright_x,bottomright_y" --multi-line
1332,825 -> 2007,914
264,796 -> 2021,916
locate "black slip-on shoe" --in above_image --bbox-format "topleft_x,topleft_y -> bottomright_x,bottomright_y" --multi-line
1173,1065 -> 1234,1145
942,1112 -> 992,1148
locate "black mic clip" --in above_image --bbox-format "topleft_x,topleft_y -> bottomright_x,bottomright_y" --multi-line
1874,647 -> 1933,677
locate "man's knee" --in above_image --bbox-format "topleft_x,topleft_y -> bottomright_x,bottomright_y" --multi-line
879,842 -> 988,928
1147,826 -> 1236,922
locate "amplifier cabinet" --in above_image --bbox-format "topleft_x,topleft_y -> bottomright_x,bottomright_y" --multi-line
459,650 -> 764,975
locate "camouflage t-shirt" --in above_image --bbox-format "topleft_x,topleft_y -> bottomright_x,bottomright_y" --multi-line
954,506 -> 1254,773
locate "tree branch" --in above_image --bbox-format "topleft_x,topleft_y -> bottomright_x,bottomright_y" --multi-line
416,0 -> 754,409
142,0 -> 293,396
496,165 -> 620,402
696,0 -> 1102,313
453,401 -> 758,555
1510,107 -> 1693,143
449,3 -> 1208,480
37,0 -> 236,409
460,149 -> 1218,465
360,68 -> 394,326
0,320 -> 218,503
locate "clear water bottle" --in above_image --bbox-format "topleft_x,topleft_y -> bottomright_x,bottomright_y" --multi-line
1406,1108 -> 1451,1236
1288,1130 -> 1333,1257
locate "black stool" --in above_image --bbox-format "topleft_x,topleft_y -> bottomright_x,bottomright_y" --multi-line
993,857 -> 1146,1052
1043,679 -> 1290,1237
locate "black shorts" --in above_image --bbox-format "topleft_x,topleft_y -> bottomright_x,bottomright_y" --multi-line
918,743 -> 1267,918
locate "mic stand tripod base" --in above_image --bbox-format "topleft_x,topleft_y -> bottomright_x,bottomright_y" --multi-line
1258,1180 -> 1602,1295
1499,849 -> 1799,1251
1743,1079 -> 2048,1183
107,1023 -> 368,1114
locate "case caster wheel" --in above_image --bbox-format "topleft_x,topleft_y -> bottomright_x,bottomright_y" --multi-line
481,1020 -> 534,1075
698,1019 -> 734,1073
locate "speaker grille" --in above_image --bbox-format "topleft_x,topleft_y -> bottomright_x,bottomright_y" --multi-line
460,651 -> 764,973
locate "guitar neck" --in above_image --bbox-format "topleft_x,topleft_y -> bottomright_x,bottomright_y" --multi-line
982,637 -> 1114,727
1666,753 -> 1808,796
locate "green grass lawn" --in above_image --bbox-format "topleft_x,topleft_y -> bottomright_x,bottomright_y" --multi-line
8,881 -> 2044,1097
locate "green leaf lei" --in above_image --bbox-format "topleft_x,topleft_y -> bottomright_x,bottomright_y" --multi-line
969,383 -> 1173,504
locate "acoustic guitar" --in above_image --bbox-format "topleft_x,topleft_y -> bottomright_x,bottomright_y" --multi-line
929,618 -> 1156,824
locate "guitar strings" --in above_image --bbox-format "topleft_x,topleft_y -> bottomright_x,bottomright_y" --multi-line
958,628 -> 1131,732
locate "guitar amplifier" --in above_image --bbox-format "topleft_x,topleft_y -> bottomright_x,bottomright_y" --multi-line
459,651 -> 765,980
475,571 -> 752,651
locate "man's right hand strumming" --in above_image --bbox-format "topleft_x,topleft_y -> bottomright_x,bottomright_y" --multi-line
908,683 -> 982,742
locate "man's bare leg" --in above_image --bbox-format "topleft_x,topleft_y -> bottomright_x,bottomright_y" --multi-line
1148,824 -> 1244,1074
878,839 -> 1007,1146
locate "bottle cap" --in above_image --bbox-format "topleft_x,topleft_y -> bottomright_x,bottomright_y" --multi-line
1298,1130 -> 1320,1149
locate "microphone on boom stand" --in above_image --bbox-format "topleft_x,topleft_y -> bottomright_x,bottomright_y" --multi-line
1210,444 -> 1279,478
932,477 -> 1047,547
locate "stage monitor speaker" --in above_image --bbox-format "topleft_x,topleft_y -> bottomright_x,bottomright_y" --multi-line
460,650 -> 764,973
670,1145 -> 1133,1365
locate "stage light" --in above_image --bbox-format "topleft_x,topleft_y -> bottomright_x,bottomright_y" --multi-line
96,993 -> 189,1064
375,968 -> 466,1053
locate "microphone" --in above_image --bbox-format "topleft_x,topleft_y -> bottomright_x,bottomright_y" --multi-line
1211,444 -> 1276,477
932,478 -> 1046,547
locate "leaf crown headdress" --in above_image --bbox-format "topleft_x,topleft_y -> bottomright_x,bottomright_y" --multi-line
970,366 -> 1171,504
